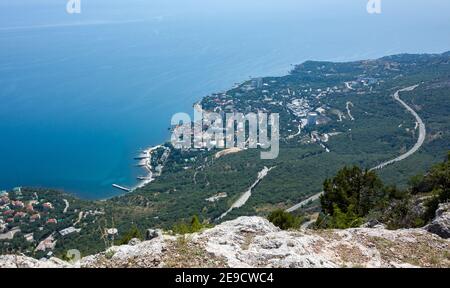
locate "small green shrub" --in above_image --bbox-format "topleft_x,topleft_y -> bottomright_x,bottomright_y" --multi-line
105,249 -> 116,260
117,225 -> 143,245
172,215 -> 210,235
330,204 -> 363,229
267,209 -> 302,230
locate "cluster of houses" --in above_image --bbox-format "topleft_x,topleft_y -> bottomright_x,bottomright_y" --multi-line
193,73 -> 380,158
0,188 -> 58,238
0,188 -> 87,256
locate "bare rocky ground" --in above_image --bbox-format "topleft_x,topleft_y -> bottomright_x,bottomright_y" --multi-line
1,215 -> 449,268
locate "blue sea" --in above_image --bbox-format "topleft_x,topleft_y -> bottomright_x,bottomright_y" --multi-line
1,0 -> 449,199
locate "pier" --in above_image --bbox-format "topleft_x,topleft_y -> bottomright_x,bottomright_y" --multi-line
112,184 -> 131,192
134,151 -> 150,160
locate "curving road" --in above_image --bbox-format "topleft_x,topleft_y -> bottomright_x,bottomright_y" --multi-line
370,85 -> 425,171
218,166 -> 275,220
287,85 -> 426,213
63,199 -> 69,214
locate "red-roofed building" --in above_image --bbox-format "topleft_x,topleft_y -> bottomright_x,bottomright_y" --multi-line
26,204 -> 34,212
0,196 -> 9,205
11,200 -> 24,208
2,210 -> 14,216
30,214 -> 41,222
43,202 -> 54,210
6,218 -> 14,223
46,218 -> 57,224
14,212 -> 26,218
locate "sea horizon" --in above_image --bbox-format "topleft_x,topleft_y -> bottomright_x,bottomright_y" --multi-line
1,0 -> 450,199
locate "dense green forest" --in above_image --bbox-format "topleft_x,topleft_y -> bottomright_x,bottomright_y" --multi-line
315,152 -> 450,230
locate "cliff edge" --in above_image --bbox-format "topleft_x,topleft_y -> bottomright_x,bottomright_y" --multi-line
1,215 -> 449,268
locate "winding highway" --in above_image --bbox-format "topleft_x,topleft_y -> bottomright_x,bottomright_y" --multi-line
370,85 -> 425,171
286,85 -> 425,213
218,166 -> 276,220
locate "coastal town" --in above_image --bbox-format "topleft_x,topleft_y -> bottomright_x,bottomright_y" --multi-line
0,187 -> 104,258
199,63 -> 382,154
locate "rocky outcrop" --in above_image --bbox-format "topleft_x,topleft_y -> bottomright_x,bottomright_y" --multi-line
360,219 -> 386,229
425,203 -> 450,239
1,217 -> 449,268
0,255 -> 71,268
193,217 -> 449,268
80,236 -> 168,268
146,229 -> 162,240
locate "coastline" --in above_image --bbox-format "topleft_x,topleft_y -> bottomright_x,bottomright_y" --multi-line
132,144 -> 163,190
111,144 -> 164,195
7,50 -> 449,201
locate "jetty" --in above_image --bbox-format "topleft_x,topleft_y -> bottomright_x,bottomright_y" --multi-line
134,150 -> 150,160
112,184 -> 131,192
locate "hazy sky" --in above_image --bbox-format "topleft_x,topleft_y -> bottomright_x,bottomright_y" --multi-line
1,0 -> 450,27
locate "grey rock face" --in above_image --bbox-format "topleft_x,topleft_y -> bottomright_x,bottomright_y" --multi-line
1,217 -> 449,268
0,255 -> 71,268
361,219 -> 386,229
128,238 -> 142,246
425,203 -> 450,239
146,229 -> 162,240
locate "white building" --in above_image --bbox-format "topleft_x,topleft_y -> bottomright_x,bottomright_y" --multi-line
307,112 -> 319,126
59,227 -> 81,237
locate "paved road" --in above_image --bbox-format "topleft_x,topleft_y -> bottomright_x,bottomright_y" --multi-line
73,211 -> 83,227
371,85 -> 425,171
218,166 -> 275,220
286,192 -> 323,213
346,101 -> 355,121
300,219 -> 317,229
63,199 -> 69,214
287,85 -> 425,213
